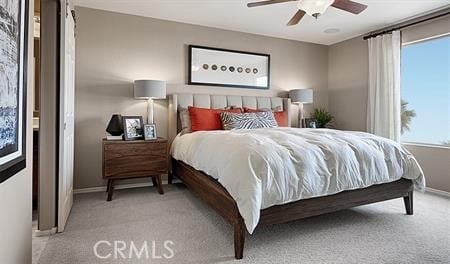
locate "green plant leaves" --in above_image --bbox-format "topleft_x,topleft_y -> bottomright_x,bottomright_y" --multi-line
312,108 -> 334,128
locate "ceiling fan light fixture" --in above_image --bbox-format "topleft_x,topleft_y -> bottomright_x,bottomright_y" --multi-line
297,0 -> 334,18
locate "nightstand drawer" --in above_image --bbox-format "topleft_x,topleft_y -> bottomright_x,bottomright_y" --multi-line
103,140 -> 168,178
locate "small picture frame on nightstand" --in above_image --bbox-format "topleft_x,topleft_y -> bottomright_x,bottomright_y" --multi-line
144,124 -> 157,140
304,118 -> 317,128
122,116 -> 144,140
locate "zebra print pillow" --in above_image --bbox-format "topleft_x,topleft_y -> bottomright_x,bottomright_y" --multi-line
220,112 -> 278,130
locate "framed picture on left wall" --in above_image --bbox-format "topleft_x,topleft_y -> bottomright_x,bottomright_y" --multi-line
0,0 -> 29,184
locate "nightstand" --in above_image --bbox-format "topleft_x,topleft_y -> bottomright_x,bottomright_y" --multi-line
102,138 -> 168,201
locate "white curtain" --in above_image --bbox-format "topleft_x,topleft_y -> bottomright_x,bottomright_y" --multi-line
367,30 -> 402,141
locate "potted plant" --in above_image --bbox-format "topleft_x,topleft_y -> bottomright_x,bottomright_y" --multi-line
311,108 -> 334,128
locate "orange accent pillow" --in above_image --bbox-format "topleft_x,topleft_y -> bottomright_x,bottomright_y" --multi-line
188,106 -> 242,132
244,107 -> 289,127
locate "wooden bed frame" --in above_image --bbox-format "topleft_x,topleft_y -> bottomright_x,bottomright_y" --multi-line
167,94 -> 415,259
169,158 -> 414,260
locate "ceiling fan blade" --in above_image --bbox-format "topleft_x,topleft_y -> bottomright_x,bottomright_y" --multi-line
287,9 -> 306,26
247,0 -> 296,8
331,0 -> 368,14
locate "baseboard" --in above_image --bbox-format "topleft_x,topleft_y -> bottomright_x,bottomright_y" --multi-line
34,227 -> 57,237
74,180 -> 170,194
425,187 -> 450,198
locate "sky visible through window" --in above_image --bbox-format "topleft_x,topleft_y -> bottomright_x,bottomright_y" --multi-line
401,35 -> 450,146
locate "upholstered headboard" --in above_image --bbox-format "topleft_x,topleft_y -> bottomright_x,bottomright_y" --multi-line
168,93 -> 291,145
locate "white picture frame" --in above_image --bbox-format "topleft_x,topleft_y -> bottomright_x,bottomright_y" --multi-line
144,124 -> 157,140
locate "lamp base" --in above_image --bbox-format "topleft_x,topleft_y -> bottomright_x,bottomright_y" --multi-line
297,103 -> 304,128
147,98 -> 154,124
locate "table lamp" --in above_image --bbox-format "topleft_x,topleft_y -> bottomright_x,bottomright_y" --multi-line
134,80 -> 166,124
289,89 -> 313,128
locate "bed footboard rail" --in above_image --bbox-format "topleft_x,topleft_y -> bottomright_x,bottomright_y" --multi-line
259,179 -> 414,226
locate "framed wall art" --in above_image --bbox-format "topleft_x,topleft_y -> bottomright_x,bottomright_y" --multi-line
0,0 -> 29,184
188,45 -> 270,89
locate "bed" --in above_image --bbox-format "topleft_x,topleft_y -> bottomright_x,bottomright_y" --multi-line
167,93 -> 425,259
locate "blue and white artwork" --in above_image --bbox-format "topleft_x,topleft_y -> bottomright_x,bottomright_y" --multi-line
0,0 -> 27,183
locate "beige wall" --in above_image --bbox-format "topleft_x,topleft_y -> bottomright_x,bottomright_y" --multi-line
74,7 -> 329,189
0,1 -> 34,262
405,144 -> 450,193
328,37 -> 368,131
328,16 -> 450,192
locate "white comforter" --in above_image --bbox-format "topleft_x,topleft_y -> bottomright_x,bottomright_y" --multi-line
171,128 -> 425,233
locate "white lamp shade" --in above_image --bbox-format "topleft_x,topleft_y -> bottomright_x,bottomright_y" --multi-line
134,80 -> 166,99
289,89 -> 313,104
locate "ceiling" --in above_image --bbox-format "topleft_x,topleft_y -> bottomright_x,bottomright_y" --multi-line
73,0 -> 450,45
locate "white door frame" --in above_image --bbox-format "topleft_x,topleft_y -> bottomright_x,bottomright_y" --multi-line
57,0 -> 75,232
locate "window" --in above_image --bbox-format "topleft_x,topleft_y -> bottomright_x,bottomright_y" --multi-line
401,35 -> 450,147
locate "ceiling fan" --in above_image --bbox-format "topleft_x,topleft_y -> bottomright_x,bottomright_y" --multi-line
247,0 -> 368,26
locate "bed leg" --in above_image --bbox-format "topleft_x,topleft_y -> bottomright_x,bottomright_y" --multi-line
169,160 -> 175,184
106,179 -> 114,201
168,172 -> 173,184
234,218 -> 245,259
403,191 -> 413,215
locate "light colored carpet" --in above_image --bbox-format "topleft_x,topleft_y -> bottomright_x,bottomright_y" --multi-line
36,184 -> 450,264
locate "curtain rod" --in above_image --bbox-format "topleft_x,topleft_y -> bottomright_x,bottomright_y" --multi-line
363,11 -> 450,40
